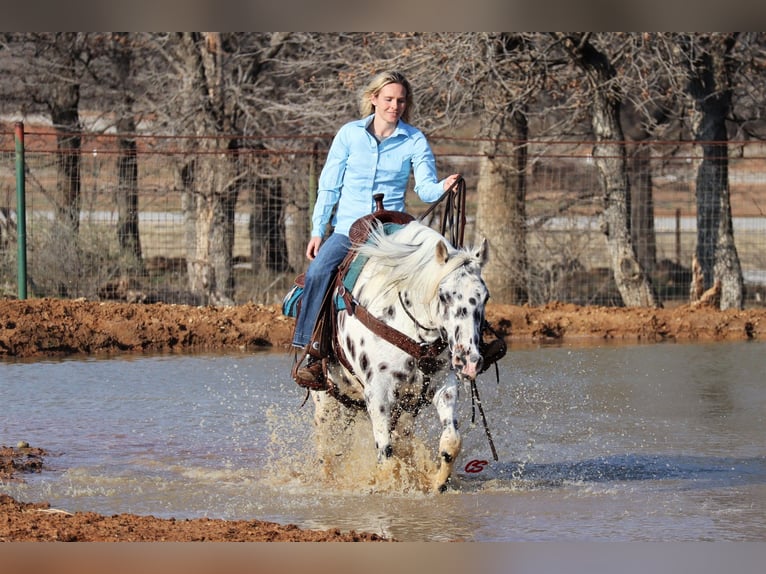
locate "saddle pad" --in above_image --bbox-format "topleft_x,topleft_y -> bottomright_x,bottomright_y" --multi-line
336,222 -> 405,311
281,273 -> 305,318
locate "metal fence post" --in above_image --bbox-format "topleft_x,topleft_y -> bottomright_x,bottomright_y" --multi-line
14,121 -> 27,300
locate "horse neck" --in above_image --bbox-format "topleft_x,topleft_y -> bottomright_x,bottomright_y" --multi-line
357,266 -> 443,341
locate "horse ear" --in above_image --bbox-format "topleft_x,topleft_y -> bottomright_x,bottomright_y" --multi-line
435,240 -> 449,265
476,237 -> 489,266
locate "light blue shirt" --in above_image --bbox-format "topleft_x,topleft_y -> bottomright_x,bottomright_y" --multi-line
312,115 -> 446,237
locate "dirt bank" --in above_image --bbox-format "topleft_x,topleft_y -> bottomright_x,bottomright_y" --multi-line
1,442 -> 385,541
1,298 -> 763,359
1,297 -> 764,541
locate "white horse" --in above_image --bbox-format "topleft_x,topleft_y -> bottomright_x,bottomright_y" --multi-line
311,219 -> 489,492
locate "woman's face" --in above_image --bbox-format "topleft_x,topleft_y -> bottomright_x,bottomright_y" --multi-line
371,82 -> 407,124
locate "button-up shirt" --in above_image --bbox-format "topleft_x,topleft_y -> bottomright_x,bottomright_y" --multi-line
312,115 -> 445,237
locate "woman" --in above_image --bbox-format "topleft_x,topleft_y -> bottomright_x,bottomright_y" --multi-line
293,70 -> 461,387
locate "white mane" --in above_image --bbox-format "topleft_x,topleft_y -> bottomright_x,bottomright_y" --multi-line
352,220 -> 476,308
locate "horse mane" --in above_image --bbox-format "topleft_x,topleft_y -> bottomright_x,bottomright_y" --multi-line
352,220 -> 475,307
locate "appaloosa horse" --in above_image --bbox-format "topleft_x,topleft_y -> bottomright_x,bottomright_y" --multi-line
311,218 -> 490,492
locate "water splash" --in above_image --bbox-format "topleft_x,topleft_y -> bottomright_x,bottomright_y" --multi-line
262,399 -> 442,494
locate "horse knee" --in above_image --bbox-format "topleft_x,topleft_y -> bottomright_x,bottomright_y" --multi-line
439,426 -> 462,458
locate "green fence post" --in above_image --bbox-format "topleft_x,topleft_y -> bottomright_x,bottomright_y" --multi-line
14,121 -> 27,300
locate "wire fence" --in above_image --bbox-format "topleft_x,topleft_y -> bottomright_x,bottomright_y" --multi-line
1,127 -> 765,308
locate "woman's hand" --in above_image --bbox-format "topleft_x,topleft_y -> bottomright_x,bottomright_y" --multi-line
442,173 -> 462,192
305,236 -> 322,260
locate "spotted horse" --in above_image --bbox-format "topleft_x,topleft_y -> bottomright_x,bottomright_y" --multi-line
305,201 -> 502,492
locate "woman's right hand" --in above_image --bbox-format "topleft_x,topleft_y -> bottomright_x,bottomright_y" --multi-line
306,236 -> 322,260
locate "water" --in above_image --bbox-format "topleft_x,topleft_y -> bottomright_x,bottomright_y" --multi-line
1,342 -> 764,541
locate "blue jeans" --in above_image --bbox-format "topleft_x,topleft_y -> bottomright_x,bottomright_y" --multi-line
292,233 -> 351,349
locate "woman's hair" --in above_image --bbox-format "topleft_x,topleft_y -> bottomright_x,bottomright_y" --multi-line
359,70 -> 413,123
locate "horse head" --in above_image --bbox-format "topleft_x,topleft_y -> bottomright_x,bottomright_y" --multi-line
434,238 -> 489,381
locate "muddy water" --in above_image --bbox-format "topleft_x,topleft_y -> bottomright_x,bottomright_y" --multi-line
1,341 -> 764,541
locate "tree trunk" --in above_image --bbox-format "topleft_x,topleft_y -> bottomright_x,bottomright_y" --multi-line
177,32 -> 239,306
629,144 -> 657,273
284,144 -> 316,276
475,106 -> 529,305
116,125 -> 141,265
113,33 -> 142,268
564,34 -> 660,307
181,148 -> 239,306
249,175 -> 290,272
685,35 -> 744,310
50,84 -> 82,233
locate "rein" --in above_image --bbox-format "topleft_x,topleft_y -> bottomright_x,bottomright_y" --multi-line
398,291 -> 439,333
420,176 -> 500,461
418,176 -> 467,249
336,284 -> 447,373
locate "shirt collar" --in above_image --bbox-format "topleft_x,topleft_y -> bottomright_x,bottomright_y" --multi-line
361,114 -> 408,138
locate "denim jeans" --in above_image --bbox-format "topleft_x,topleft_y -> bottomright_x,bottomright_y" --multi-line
292,232 -> 351,349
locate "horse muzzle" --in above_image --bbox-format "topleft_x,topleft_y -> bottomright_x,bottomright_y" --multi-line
452,351 -> 483,381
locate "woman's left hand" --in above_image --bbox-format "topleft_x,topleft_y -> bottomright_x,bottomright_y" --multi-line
442,173 -> 462,192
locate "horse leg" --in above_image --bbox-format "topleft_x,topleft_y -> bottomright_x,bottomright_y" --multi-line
310,390 -> 338,473
310,389 -> 355,474
364,379 -> 395,462
391,410 -> 416,461
432,376 -> 462,492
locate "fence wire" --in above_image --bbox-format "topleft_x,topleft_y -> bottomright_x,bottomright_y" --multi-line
1,129 -> 765,308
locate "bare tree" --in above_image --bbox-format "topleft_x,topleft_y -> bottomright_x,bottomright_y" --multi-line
680,33 -> 745,309
560,33 -> 660,307
109,33 -> 142,267
471,34 -> 532,304
132,32 -> 296,304
4,33 -> 93,233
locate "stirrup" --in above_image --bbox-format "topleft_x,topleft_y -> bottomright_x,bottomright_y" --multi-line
292,350 -> 328,391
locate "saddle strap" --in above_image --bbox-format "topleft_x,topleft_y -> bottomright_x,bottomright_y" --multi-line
338,285 -> 447,367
